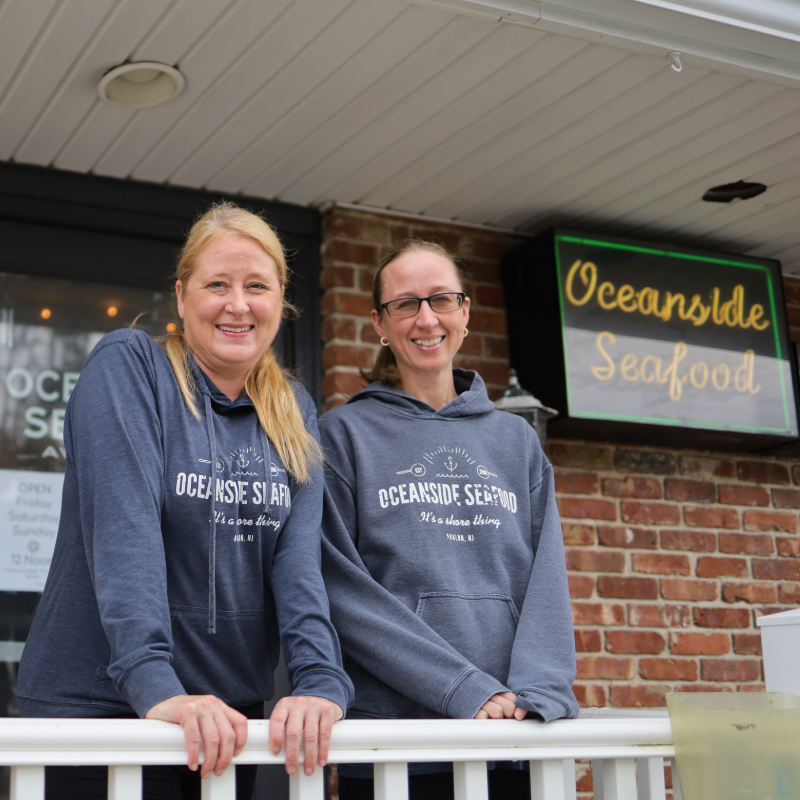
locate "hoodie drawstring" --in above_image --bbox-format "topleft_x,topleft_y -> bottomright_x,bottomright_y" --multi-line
203,388 -> 273,633
259,427 -> 272,514
204,394 -> 218,634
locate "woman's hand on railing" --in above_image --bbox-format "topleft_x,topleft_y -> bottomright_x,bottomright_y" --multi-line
268,695 -> 344,777
474,692 -> 528,721
144,694 -> 248,778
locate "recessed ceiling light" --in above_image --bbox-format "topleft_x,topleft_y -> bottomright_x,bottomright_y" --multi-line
702,180 -> 767,203
98,62 -> 185,109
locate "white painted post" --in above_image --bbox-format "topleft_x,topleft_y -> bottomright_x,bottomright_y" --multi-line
374,762 -> 409,800
453,761 -> 488,800
670,758 -> 683,800
595,759 -> 637,800
591,760 -> 605,800
636,758 -> 666,800
530,759 -> 566,800
10,765 -> 45,800
201,768 -> 236,800
758,609 -> 800,694
562,759 -> 577,800
108,765 -> 143,800
290,768 -> 325,800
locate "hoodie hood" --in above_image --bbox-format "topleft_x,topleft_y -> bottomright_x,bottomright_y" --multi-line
346,369 -> 496,419
194,361 -> 255,411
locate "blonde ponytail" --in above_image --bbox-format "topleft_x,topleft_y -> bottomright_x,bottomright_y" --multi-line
244,351 -> 319,484
164,202 -> 320,483
164,334 -> 198,411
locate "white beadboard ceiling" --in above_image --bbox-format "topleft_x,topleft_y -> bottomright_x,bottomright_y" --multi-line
2,0 -> 800,271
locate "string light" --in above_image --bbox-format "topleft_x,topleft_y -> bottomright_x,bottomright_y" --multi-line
41,309 -> 51,319
107,306 -> 118,317
166,323 -> 176,332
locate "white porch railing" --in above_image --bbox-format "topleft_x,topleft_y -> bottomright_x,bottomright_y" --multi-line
1,710 -> 676,800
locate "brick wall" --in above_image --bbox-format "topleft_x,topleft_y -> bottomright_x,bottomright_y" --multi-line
559,443 -> 800,706
320,204 -> 800,708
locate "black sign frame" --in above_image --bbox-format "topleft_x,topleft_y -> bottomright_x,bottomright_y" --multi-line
501,228 -> 800,452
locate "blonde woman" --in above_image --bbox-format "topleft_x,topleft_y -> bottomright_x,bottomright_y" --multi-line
18,202 -> 352,800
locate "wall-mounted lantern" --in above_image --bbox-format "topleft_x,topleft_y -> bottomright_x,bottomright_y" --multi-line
494,370 -> 558,448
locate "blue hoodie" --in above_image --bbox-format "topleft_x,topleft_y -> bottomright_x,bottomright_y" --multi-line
320,370 -> 577,737
18,329 -> 353,719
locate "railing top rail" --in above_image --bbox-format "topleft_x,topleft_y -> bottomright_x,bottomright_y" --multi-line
0,716 -> 674,766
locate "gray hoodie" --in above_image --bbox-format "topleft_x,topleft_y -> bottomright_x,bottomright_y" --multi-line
18,329 -> 353,719
320,370 -> 577,737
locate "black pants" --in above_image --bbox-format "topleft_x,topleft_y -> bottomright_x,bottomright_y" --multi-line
338,768 -> 532,800
45,702 -> 263,800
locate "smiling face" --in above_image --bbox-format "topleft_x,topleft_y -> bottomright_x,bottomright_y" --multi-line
372,249 -> 470,385
176,233 -> 284,393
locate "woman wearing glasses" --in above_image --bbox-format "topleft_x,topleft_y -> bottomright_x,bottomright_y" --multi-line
320,240 -> 577,800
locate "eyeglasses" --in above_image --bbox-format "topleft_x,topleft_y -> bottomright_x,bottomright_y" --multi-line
377,292 -> 466,318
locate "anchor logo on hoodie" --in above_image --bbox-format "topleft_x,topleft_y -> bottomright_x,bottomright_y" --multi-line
229,447 -> 261,477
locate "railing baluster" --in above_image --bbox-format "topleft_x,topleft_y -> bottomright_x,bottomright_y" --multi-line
453,761 -> 487,800
10,765 -> 45,800
108,765 -> 143,800
670,758 -> 683,800
594,759 -> 637,800
591,760 -> 605,800
289,768 -> 325,800
530,759 -> 566,800
636,757 -> 666,800
562,758 -> 577,800
201,768 -> 236,800
374,762 -> 409,800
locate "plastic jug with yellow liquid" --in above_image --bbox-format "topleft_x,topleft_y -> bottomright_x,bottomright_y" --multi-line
667,692 -> 800,800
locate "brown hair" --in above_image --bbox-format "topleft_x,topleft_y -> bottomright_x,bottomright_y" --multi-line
362,239 -> 467,387
164,201 -> 319,482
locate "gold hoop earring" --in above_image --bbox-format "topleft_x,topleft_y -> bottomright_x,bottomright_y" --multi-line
380,337 -> 390,347
463,328 -> 469,338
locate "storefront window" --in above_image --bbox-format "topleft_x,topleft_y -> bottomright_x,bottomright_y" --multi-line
0,271 -> 172,718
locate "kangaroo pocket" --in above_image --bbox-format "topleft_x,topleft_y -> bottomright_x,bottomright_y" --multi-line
169,605 -> 276,704
415,592 -> 519,684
